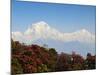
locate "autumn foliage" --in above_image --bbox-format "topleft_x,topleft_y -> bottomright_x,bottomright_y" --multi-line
11,40 -> 96,74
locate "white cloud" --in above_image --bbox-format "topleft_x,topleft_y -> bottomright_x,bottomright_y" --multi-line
12,21 -> 95,44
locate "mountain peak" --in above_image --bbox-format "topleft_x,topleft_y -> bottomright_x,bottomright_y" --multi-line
75,29 -> 90,34
32,21 -> 48,27
81,29 -> 88,33
12,21 -> 95,44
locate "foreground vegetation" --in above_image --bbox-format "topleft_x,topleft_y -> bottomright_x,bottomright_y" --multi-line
11,40 -> 96,74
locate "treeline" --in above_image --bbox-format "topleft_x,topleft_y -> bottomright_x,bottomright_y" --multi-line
11,40 -> 96,74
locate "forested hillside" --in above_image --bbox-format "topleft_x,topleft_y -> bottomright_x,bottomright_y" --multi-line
11,40 -> 96,74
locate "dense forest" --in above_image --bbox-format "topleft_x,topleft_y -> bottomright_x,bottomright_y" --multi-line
11,40 -> 96,74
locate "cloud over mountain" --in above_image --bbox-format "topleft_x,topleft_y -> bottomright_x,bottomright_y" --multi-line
12,21 -> 95,44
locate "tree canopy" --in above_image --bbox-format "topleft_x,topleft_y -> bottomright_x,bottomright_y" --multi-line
11,40 -> 96,74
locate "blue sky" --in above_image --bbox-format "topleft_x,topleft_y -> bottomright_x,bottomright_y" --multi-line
12,0 -> 96,33
12,0 -> 96,56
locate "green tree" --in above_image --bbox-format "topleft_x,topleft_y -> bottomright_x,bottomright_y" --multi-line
85,53 -> 96,69
37,64 -> 49,72
49,48 -> 57,55
11,58 -> 23,74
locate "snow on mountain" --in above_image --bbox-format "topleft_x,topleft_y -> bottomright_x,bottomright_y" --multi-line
12,21 -> 95,44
